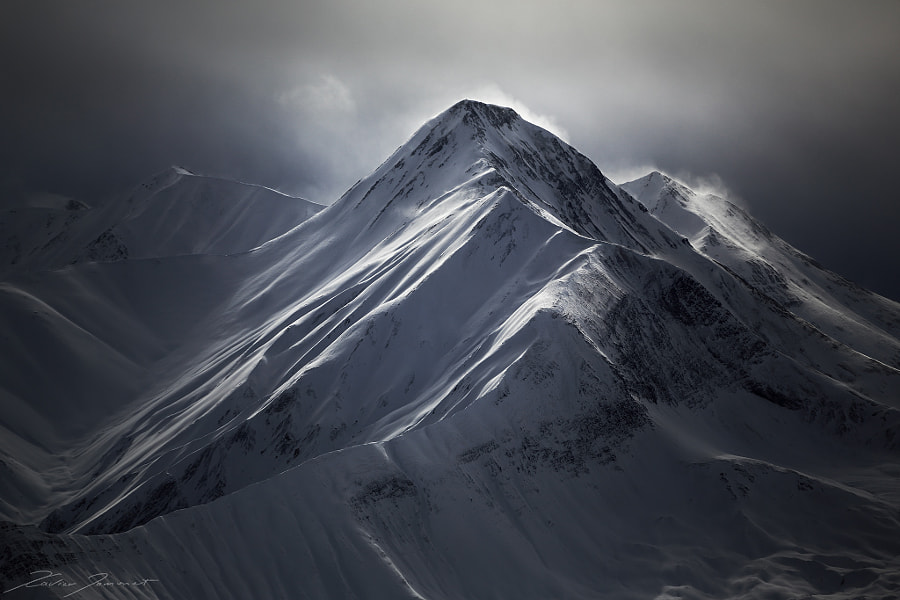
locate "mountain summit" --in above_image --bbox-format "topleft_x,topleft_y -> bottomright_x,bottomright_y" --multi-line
2,102 -> 899,599
330,99 -> 676,253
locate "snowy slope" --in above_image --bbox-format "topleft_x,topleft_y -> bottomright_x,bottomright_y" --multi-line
622,171 -> 900,369
0,170 -> 322,524
1,101 -> 899,599
0,167 -> 322,274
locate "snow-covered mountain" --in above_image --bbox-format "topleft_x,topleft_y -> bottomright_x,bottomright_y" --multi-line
622,171 -> 900,368
1,100 -> 899,599
0,166 -> 323,274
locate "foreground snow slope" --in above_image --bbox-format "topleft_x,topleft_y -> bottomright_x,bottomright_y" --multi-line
1,101 -> 899,599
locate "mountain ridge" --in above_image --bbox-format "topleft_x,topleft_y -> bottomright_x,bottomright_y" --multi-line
1,101 -> 899,599
623,170 -> 900,368
0,166 -> 323,277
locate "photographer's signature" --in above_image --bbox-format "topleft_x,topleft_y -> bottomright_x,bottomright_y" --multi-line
5,570 -> 159,597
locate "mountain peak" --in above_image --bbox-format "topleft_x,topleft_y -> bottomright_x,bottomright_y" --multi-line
635,170 -> 680,190
623,170 -> 694,207
647,170 -> 671,184
443,99 -> 521,130
329,100 -> 675,253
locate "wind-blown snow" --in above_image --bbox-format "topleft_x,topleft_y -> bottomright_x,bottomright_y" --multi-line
1,100 -> 899,599
623,170 -> 900,369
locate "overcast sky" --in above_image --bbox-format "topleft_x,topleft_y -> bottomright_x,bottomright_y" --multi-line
3,1 -> 899,299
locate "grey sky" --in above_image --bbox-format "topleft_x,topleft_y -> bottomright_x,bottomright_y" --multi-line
2,1 -> 899,299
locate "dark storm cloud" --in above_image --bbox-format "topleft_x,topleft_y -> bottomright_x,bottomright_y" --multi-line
1,1 -> 317,202
2,1 -> 899,299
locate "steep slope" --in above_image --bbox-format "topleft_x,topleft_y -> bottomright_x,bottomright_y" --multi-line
13,100 -> 692,536
0,170 -> 322,524
2,101 -> 899,599
9,102 -> 629,532
623,171 -> 900,368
